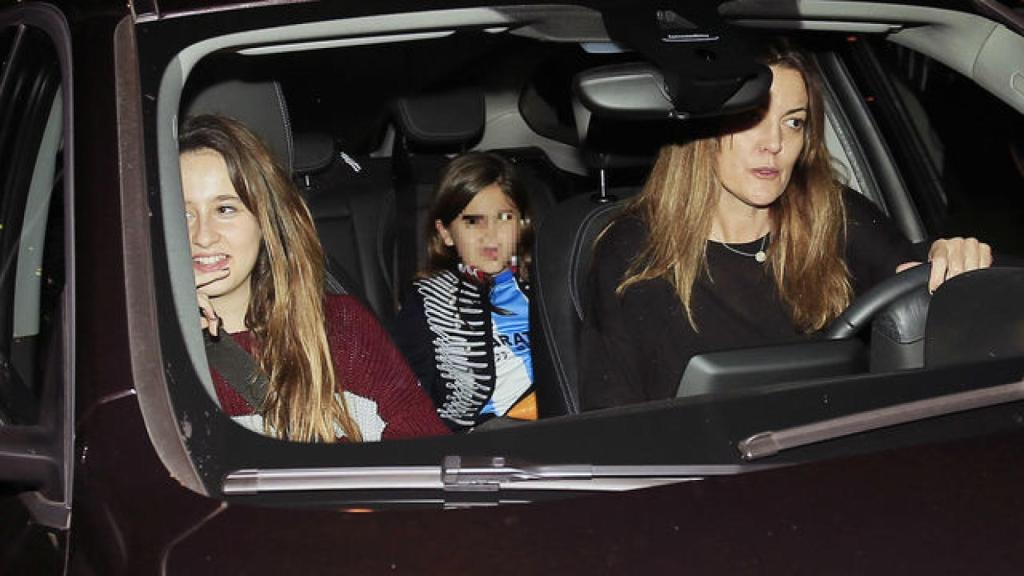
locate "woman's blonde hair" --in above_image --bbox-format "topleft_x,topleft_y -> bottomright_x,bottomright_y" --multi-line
617,40 -> 851,332
423,151 -> 533,282
180,114 -> 361,442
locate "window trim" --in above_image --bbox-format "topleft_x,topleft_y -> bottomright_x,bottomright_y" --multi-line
0,2 -> 76,530
818,48 -> 928,243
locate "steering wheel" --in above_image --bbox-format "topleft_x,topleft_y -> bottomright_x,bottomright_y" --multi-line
822,263 -> 932,340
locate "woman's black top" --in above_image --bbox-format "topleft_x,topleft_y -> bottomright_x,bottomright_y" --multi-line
578,190 -> 921,410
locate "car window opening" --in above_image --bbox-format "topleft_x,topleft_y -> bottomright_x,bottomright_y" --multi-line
153,8 -> 1024,485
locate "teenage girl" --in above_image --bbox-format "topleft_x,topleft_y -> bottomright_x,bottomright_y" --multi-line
181,114 -> 448,441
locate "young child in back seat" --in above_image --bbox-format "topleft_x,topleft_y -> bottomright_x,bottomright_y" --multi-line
393,152 -> 537,432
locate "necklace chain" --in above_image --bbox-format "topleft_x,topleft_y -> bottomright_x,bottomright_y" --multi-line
717,234 -> 769,263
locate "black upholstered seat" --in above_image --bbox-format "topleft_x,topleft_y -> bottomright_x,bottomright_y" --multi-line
528,103 -> 656,416
530,191 -> 633,416
292,131 -> 399,324
390,88 -> 487,291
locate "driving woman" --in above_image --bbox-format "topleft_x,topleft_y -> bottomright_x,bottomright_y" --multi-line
180,114 -> 448,441
578,40 -> 992,410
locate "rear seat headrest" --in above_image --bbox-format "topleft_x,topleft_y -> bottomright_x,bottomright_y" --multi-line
293,132 -> 336,175
391,88 -> 484,150
182,79 -> 294,174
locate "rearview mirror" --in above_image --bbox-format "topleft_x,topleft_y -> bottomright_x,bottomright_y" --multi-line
574,61 -> 771,121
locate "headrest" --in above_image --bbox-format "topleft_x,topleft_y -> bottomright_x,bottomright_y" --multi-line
572,97 -> 660,172
293,132 -> 335,174
183,79 -> 294,174
391,88 -> 484,150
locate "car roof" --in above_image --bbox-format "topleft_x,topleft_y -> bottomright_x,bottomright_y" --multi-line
139,0 -> 989,20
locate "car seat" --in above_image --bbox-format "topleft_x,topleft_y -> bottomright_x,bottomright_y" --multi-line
487,146 -> 571,227
530,110 -> 658,416
390,87 -> 577,291
292,131 -> 398,324
390,87 -> 486,292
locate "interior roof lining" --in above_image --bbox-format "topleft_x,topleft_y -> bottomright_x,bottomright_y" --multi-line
722,0 -> 1024,115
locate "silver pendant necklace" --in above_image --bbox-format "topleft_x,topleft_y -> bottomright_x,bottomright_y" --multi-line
718,234 -> 769,263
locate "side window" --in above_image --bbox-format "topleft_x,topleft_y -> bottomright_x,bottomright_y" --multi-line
0,24 -> 65,427
848,39 -> 1024,257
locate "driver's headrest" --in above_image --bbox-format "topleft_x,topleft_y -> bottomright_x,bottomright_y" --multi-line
579,115 -> 662,171
571,93 -> 662,172
391,87 -> 484,152
182,79 -> 294,174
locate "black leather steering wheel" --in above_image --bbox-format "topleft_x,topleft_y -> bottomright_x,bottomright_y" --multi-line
822,263 -> 932,340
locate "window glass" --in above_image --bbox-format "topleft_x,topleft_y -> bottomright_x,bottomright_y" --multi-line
853,39 -> 1024,257
0,26 -> 65,426
0,28 -> 13,69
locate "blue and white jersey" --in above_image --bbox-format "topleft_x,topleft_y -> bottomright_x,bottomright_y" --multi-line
480,269 -> 532,416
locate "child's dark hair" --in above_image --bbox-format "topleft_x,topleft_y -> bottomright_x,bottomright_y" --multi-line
423,151 -> 533,281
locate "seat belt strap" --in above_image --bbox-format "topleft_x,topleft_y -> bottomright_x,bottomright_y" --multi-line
203,332 -> 269,410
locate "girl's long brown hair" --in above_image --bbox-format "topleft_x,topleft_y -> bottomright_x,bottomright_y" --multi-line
617,40 -> 851,332
180,114 -> 361,442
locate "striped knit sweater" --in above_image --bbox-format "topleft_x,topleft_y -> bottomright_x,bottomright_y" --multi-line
393,268 -> 533,431
210,294 -> 449,440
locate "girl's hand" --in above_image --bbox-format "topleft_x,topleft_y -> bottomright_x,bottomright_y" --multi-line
896,237 -> 993,293
196,269 -> 229,336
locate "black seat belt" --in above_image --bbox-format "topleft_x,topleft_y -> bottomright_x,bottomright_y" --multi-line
392,135 -> 418,294
203,332 -> 268,410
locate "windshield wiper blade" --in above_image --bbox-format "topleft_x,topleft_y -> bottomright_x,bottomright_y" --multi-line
738,376 -> 1024,461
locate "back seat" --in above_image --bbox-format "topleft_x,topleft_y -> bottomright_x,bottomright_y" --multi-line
390,88 -> 570,292
390,87 -> 486,292
485,146 -> 566,229
293,131 -> 398,325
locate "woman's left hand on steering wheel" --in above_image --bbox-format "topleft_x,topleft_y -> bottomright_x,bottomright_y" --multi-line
896,236 -> 993,293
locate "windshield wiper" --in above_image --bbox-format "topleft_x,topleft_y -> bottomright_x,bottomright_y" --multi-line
738,376 -> 1024,460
